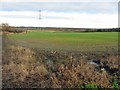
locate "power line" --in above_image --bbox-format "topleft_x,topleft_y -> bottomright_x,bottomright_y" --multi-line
39,10 -> 41,20
38,10 -> 41,29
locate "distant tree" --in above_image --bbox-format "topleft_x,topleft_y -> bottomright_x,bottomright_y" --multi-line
2,23 -> 11,31
97,29 -> 102,32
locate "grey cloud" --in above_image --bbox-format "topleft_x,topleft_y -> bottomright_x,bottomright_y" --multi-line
1,2 -> 118,14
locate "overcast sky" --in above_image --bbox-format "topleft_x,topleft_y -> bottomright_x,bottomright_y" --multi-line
0,0 -> 119,28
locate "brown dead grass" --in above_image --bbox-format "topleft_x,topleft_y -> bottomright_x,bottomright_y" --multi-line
2,42 -> 119,88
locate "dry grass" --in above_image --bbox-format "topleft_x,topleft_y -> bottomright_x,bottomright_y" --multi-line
2,39 -> 119,88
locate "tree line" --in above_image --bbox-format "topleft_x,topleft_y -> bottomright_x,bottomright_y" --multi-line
1,23 -> 119,33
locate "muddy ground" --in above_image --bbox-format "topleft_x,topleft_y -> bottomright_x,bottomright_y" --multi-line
2,35 -> 119,88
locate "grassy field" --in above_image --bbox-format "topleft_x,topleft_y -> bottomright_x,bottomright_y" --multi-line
3,31 -> 119,88
8,32 -> 118,52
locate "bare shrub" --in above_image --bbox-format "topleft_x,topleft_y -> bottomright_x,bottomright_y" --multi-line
2,44 -> 119,88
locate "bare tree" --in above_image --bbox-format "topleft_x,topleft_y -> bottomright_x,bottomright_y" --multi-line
2,23 -> 11,31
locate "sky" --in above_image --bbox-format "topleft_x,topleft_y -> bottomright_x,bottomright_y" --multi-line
0,0 -> 119,28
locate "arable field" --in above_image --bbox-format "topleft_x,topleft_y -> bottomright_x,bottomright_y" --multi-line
3,31 -> 119,88
8,32 -> 118,52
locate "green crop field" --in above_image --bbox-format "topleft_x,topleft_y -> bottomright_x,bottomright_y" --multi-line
3,31 -> 119,88
8,32 -> 118,52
